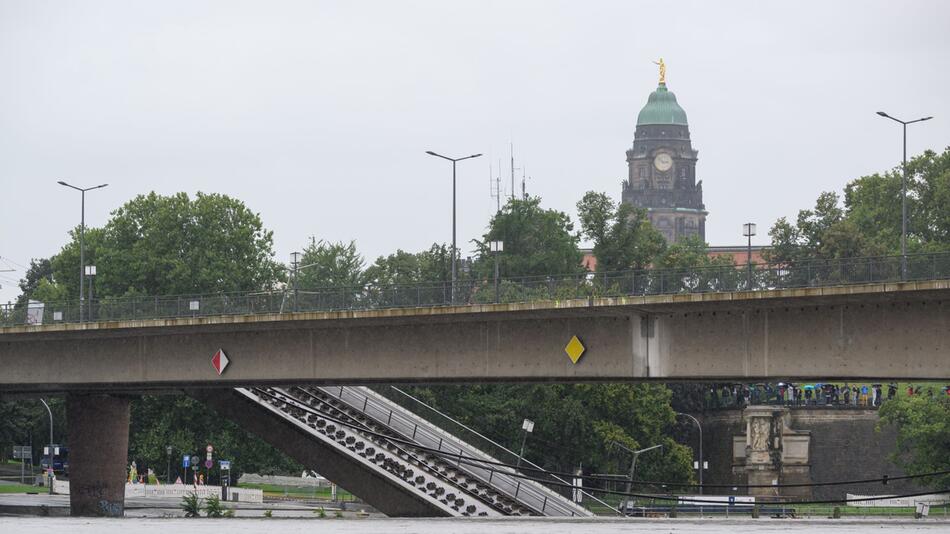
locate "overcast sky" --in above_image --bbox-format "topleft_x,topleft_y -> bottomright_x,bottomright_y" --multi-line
2,0 -> 949,303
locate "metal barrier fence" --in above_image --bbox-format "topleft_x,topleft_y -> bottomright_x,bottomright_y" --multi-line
3,252 -> 950,327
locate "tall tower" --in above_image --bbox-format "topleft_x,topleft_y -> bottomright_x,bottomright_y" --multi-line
621,61 -> 706,243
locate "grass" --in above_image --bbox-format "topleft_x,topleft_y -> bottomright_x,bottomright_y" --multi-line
0,483 -> 38,494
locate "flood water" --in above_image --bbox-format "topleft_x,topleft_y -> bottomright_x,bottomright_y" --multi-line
1,517 -> 948,534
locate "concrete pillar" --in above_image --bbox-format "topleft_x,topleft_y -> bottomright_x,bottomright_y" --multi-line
66,394 -> 130,517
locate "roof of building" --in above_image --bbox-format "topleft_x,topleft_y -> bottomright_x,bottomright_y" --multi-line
636,83 -> 689,126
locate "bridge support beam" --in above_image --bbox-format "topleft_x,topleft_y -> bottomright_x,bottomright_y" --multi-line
66,393 -> 130,517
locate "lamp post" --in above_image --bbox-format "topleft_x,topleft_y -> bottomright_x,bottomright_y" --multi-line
612,442 -> 662,514
166,445 -> 173,484
489,241 -> 504,303
676,412 -> 704,494
57,181 -> 108,322
876,111 -> 933,280
742,223 -> 756,289
425,151 -> 482,303
39,399 -> 53,495
515,418 -> 534,468
290,251 -> 301,312
84,265 -> 96,320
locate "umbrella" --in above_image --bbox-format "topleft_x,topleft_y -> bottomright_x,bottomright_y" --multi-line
803,385 -> 815,390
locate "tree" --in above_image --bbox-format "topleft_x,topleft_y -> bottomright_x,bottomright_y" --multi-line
397,383 -> 693,489
35,192 -> 282,300
296,240 -> 366,290
364,244 -> 452,286
22,191 -> 294,477
878,394 -> 950,490
765,191 -> 882,264
766,147 -> 950,264
15,259 -> 53,307
576,191 -> 666,272
97,192 -> 282,296
475,197 -> 583,278
129,395 -> 300,482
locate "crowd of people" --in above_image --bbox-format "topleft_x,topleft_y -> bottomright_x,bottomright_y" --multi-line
704,382 -> 950,409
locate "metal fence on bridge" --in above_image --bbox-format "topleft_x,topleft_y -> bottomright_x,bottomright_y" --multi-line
3,252 -> 950,327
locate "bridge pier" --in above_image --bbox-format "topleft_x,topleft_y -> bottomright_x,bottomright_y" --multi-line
66,393 -> 130,517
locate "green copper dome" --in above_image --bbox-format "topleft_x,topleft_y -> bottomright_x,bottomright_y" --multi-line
636,83 -> 688,126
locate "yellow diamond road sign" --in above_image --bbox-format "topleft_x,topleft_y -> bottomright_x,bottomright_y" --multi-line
565,335 -> 585,364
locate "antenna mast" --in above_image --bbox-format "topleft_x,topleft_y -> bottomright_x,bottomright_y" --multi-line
489,162 -> 502,212
510,143 -> 515,201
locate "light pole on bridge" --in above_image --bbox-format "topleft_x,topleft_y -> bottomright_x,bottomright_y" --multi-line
57,181 -> 108,322
425,151 -> 482,303
875,111 -> 933,280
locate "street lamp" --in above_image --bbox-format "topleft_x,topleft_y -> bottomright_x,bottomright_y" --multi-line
742,223 -> 756,289
290,251 -> 301,312
166,445 -> 173,484
425,151 -> 483,302
612,442 -> 662,514
676,412 -> 704,494
489,241 -> 504,303
57,181 -> 108,322
84,265 -> 96,320
39,399 -> 53,495
515,418 -> 534,468
876,111 -> 933,280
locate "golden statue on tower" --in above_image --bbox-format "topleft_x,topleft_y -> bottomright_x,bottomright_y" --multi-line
653,58 -> 666,84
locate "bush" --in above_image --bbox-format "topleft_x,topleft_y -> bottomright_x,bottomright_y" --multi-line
180,492 -> 202,518
205,494 -> 227,518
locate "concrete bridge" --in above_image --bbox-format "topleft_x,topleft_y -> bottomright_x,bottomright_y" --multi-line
2,278 -> 949,518
2,280 -> 949,393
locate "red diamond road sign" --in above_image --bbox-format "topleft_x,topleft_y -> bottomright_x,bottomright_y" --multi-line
211,349 -> 230,375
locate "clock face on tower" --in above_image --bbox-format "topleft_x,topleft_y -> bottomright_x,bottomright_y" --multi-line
654,153 -> 673,172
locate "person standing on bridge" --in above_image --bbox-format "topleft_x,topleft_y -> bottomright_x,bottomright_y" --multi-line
843,385 -> 851,405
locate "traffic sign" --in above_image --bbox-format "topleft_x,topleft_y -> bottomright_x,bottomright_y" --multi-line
182,455 -> 191,468
206,444 -> 214,453
219,460 -> 231,470
211,349 -> 230,375
204,459 -> 213,469
190,455 -> 200,470
12,446 -> 31,460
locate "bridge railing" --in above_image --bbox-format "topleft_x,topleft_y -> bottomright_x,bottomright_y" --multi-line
3,252 -> 950,327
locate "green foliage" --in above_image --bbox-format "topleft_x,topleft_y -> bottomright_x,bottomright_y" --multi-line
316,506 -> 327,518
576,191 -> 666,272
128,395 -> 302,482
36,192 -> 283,301
297,240 -> 366,290
475,197 -> 583,278
180,491 -> 202,517
878,394 -> 950,489
768,147 -> 950,261
402,383 -> 693,486
14,258 -> 54,307
364,244 -> 452,286
23,192 -> 297,479
204,494 -> 226,518
0,398 -> 66,466
263,509 -> 273,518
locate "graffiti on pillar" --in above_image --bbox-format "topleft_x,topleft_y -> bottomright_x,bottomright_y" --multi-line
97,499 -> 123,517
